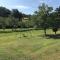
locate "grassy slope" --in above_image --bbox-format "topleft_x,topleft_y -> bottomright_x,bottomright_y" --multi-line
0,29 -> 60,60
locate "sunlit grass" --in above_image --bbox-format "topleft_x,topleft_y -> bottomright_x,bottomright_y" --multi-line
0,29 -> 59,60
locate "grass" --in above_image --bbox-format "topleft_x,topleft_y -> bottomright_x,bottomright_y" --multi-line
0,29 -> 60,60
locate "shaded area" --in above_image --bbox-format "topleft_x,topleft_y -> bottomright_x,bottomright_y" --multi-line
0,31 -> 13,33
45,34 -> 60,39
0,28 -> 33,33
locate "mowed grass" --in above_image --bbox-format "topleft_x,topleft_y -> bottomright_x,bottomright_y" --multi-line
0,29 -> 60,60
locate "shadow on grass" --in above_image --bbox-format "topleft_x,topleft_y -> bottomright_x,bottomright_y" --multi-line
45,34 -> 60,39
37,34 -> 60,39
0,31 -> 13,33
0,28 -> 33,33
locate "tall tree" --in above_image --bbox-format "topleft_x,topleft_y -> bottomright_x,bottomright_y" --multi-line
11,9 -> 23,30
51,6 -> 60,35
33,3 -> 53,35
0,7 -> 11,17
0,7 -> 11,30
11,9 -> 23,21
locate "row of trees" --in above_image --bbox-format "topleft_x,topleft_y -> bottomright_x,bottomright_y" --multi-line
0,7 -> 33,30
0,7 -> 22,29
32,3 -> 60,35
0,3 -> 60,35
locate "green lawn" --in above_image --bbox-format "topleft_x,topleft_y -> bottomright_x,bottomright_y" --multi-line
0,29 -> 60,60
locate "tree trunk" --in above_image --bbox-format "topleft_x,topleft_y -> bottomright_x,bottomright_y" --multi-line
12,28 -> 14,31
55,31 -> 56,35
44,29 -> 46,36
19,18 -> 21,21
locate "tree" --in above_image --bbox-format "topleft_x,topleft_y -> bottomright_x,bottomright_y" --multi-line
0,7 -> 11,30
52,27 -> 58,35
33,3 -> 53,35
0,7 -> 11,17
0,17 -> 6,30
11,9 -> 23,21
11,9 -> 23,31
50,12 -> 59,35
51,6 -> 60,34
55,6 -> 60,28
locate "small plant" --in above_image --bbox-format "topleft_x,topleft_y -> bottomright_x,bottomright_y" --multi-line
52,27 -> 58,35
22,33 -> 27,37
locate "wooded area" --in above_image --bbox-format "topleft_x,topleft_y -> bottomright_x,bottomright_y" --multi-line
0,3 -> 60,35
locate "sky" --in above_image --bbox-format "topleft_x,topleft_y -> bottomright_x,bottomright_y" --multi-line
0,0 -> 60,14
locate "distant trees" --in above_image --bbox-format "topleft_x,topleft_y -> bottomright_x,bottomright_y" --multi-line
0,7 -> 11,30
0,7 -> 23,30
0,4 -> 60,35
11,9 -> 22,21
0,7 -> 11,17
0,6 -> 33,30
50,6 -> 60,34
32,3 -> 60,35
11,9 -> 23,31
